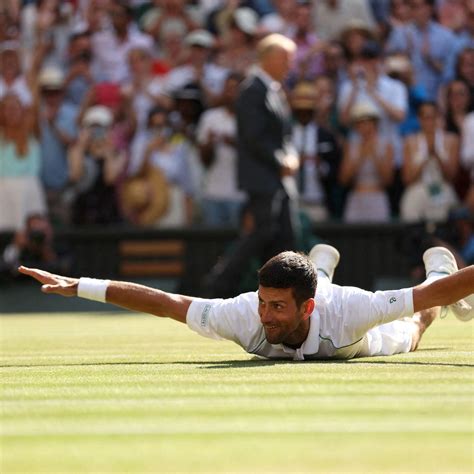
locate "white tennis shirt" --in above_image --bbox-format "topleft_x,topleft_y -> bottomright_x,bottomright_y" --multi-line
187,277 -> 415,360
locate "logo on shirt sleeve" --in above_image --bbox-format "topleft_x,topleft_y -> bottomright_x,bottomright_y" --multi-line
200,304 -> 211,328
389,297 -> 397,304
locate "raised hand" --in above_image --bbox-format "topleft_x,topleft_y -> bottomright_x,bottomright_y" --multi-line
18,267 -> 78,297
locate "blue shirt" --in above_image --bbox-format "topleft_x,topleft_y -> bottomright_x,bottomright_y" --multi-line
40,101 -> 78,190
386,21 -> 457,100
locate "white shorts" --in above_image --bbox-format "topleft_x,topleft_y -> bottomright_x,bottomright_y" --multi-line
357,318 -> 417,357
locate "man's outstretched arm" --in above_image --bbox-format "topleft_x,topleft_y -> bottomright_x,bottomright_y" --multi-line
18,266 -> 193,323
413,265 -> 474,313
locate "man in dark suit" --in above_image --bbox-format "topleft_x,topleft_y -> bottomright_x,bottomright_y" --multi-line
204,34 -> 299,298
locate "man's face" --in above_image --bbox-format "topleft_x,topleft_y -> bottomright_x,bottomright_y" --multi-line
222,77 -> 240,105
263,47 -> 294,83
258,286 -> 312,345
410,0 -> 432,25
109,4 -> 129,32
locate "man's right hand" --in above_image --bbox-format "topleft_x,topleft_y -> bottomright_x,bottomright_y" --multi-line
18,267 -> 78,297
281,154 -> 299,176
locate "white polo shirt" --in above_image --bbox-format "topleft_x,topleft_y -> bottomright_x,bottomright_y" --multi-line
186,277 -> 414,361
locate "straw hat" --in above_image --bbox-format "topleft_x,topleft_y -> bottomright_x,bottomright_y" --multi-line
350,101 -> 381,123
340,19 -> 375,42
290,82 -> 317,110
121,166 -> 169,226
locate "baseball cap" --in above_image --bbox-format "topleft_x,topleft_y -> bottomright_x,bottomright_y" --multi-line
38,66 -> 65,89
82,105 -> 113,127
233,7 -> 259,35
184,29 -> 215,49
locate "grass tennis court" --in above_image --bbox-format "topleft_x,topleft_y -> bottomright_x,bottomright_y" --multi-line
1,312 -> 473,473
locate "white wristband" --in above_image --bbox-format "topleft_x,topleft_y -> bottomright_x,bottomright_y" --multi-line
77,277 -> 110,303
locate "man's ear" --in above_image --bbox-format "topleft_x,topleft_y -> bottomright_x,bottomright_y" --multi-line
302,298 -> 315,320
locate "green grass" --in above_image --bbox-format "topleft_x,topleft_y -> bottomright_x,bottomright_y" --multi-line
1,312 -> 473,473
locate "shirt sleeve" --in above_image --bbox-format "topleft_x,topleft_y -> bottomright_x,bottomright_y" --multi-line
389,80 -> 408,116
195,112 -> 211,145
343,286 -> 414,341
186,292 -> 261,347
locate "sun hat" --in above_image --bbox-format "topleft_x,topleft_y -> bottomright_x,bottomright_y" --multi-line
290,82 -> 317,110
121,166 -> 170,226
350,101 -> 381,123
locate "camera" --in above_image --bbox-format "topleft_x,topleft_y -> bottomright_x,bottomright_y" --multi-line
90,125 -> 107,140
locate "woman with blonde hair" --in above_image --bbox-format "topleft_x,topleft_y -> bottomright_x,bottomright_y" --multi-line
0,93 -> 47,230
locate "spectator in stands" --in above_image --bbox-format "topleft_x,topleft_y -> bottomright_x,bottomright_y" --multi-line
313,0 -> 377,41
338,40 -> 407,215
290,81 -> 341,222
37,66 -> 78,225
339,101 -> 394,222
0,93 -> 47,231
339,19 -> 375,61
79,81 -> 137,160
141,0 -> 201,44
63,30 -> 95,107
91,0 -> 153,84
68,105 -> 126,225
313,74 -> 341,137
166,29 -> 228,105
460,112 -> 474,212
454,47 -> 474,111
0,8 -> 19,43
82,0 -> 110,35
0,43 -> 32,106
321,40 -> 347,91
260,0 -> 296,36
214,8 -> 258,76
34,0 -> 75,69
152,20 -> 188,71
286,0 -> 326,85
137,106 -> 196,226
385,53 -> 429,137
386,0 -> 457,101
443,79 -> 471,135
0,213 -> 69,279
338,41 -> 407,152
196,72 -> 245,227
400,101 -> 460,222
387,0 -> 412,28
437,0 -> 467,34
122,46 -> 171,133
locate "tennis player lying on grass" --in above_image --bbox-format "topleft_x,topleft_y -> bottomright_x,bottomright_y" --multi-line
20,245 -> 473,361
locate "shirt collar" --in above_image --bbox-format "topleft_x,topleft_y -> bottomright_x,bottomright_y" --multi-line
301,309 -> 320,355
253,66 -> 282,92
275,308 -> 321,359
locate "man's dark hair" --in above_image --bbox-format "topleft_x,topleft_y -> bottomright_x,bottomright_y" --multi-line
416,100 -> 438,115
258,252 -> 317,306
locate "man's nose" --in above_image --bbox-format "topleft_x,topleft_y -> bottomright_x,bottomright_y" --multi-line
259,307 -> 273,324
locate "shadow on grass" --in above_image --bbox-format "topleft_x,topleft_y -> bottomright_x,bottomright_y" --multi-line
1,355 -> 473,370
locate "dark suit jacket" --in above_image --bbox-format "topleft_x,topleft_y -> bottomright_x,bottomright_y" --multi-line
235,74 -> 294,194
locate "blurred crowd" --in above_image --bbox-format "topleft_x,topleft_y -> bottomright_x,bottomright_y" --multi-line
1,0 -> 474,238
